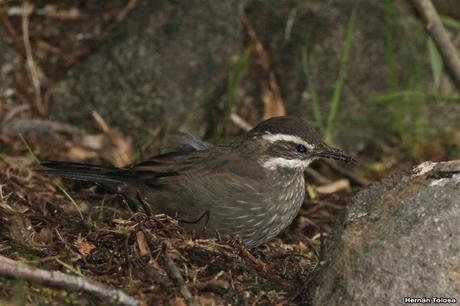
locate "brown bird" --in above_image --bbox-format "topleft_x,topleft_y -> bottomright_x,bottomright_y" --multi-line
41,116 -> 354,248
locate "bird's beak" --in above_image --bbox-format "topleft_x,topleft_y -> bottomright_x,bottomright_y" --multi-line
314,145 -> 357,163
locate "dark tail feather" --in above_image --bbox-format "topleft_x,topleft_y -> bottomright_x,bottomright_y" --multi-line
40,161 -> 142,211
39,161 -> 124,186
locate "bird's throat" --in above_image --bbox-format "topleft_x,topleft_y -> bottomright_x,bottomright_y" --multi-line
262,157 -> 314,171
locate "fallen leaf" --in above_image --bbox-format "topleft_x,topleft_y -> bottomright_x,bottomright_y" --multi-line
262,72 -> 286,119
315,179 -> 351,195
136,231 -> 151,256
74,233 -> 95,257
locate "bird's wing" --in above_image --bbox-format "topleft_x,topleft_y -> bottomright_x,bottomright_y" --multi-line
42,144 -> 268,218
175,132 -> 213,151
136,150 -> 269,227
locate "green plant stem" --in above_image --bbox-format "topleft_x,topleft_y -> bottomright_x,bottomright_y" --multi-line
427,37 -> 444,91
366,90 -> 459,105
384,0 -> 398,91
324,4 -> 357,144
441,15 -> 460,31
19,134 -> 84,221
301,49 -> 324,134
226,48 -> 251,116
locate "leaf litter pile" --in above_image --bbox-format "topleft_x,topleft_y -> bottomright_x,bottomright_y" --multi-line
0,1 -> 361,304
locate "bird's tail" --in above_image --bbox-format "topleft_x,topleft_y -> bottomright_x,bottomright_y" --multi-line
40,161 -> 143,210
39,160 -> 124,186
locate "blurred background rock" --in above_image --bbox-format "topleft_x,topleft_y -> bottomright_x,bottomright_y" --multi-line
1,0 -> 460,168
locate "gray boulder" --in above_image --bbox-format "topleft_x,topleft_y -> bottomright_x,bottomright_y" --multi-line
309,160 -> 460,305
50,0 -> 242,144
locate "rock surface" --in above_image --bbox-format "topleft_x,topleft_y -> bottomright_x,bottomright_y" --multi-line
50,0 -> 242,144
309,160 -> 460,305
48,0 -> 460,150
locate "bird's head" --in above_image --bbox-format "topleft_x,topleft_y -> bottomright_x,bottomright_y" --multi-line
244,116 -> 355,171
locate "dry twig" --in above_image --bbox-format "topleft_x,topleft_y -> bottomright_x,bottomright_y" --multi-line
412,0 -> 460,89
21,2 -> 46,116
136,190 -> 153,217
162,251 -> 199,306
322,159 -> 370,186
0,6 -> 24,55
239,246 -> 296,288
230,113 -> 252,131
0,256 -> 139,306
240,13 -> 286,119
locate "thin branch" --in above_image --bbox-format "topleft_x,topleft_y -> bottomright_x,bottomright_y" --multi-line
162,251 -> 199,306
21,1 -> 45,116
230,113 -> 252,132
305,167 -> 332,185
240,13 -> 286,119
412,0 -> 460,89
136,190 -> 153,217
239,246 -> 296,288
0,256 -> 139,306
322,159 -> 370,186
0,6 -> 25,56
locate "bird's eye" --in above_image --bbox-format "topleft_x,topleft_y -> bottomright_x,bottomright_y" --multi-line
297,144 -> 306,153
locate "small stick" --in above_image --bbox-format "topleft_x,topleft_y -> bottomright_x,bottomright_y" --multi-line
230,113 -> 252,132
136,190 -> 153,217
412,0 -> 460,89
322,159 -> 370,186
21,2 -> 45,116
0,256 -> 139,306
136,231 -> 151,256
0,7 -> 25,56
239,246 -> 296,288
162,250 -> 199,306
239,246 -> 268,271
191,279 -> 229,291
304,167 -> 331,185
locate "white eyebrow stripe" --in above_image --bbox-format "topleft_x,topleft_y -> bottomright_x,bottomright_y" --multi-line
261,133 -> 315,149
262,157 -> 314,170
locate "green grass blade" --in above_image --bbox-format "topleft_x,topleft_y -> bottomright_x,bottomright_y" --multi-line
325,4 -> 357,144
19,134 -> 84,221
301,48 -> 324,134
427,37 -> 444,91
441,15 -> 460,31
226,48 -> 251,114
19,134 -> 41,165
366,90 -> 459,105
53,184 -> 84,221
384,0 -> 398,91
56,259 -> 85,277
401,50 -> 423,139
